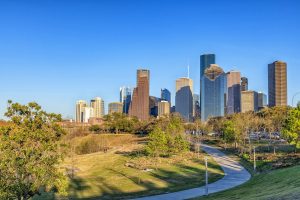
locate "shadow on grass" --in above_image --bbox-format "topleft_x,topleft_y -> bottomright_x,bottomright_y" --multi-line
67,159 -> 224,200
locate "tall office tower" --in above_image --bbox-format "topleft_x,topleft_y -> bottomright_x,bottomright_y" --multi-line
193,94 -> 200,119
200,54 -> 216,119
120,86 -> 132,114
108,102 -> 123,114
161,88 -> 171,104
149,96 -> 160,117
258,92 -> 268,110
241,77 -> 248,91
227,71 -> 241,114
76,100 -> 87,123
241,91 -> 258,113
158,100 -> 170,117
90,97 -> 105,118
268,61 -> 287,107
175,77 -> 193,122
129,69 -> 150,121
201,64 -> 227,121
82,107 -> 94,123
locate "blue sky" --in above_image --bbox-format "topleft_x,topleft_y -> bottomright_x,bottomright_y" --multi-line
0,0 -> 299,119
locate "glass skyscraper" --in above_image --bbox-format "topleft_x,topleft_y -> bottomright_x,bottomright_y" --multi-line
201,64 -> 227,121
161,88 -> 171,104
200,54 -> 216,78
120,86 -> 132,114
175,78 -> 193,122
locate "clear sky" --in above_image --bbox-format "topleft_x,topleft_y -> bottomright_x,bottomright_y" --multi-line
0,0 -> 299,119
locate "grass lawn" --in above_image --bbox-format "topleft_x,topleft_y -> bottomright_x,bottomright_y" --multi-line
194,165 -> 300,200
63,135 -> 224,200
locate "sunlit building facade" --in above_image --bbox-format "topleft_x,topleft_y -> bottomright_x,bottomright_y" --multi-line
175,77 -> 193,122
227,71 -> 241,114
108,102 -> 123,114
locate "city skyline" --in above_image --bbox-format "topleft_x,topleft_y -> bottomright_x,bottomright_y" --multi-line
0,1 -> 299,119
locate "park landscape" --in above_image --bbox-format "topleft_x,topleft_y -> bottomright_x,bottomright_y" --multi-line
0,101 -> 300,199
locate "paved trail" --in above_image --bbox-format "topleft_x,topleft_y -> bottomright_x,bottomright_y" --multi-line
132,144 -> 251,200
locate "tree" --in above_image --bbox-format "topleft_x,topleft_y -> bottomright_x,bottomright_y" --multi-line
282,106 -> 300,152
0,101 -> 68,200
222,120 -> 235,147
145,127 -> 168,157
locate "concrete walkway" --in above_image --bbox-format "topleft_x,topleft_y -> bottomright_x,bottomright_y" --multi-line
132,144 -> 251,200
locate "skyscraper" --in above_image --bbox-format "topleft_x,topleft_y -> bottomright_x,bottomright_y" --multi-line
227,71 -> 241,114
108,102 -> 123,114
129,69 -> 150,121
90,97 -> 105,118
201,64 -> 227,121
193,94 -> 200,119
149,96 -> 160,117
241,91 -> 258,113
76,100 -> 87,123
158,101 -> 170,118
268,61 -> 287,107
120,86 -> 132,114
258,92 -> 268,109
175,77 -> 193,122
161,88 -> 171,105
241,77 -> 248,91
200,54 -> 216,119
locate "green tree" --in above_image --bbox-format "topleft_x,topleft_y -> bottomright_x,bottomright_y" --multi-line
222,120 -> 235,145
145,127 -> 168,157
0,101 -> 68,200
282,106 -> 300,151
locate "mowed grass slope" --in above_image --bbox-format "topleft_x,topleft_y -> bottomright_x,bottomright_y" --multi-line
195,165 -> 300,200
64,134 -> 224,200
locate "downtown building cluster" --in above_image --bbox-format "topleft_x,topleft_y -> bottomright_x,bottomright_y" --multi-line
75,54 -> 287,123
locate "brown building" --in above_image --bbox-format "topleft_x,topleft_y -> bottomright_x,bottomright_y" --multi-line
129,69 -> 150,121
158,101 -> 170,117
108,102 -> 123,114
227,71 -> 241,114
268,61 -> 287,107
241,91 -> 258,113
241,77 -> 248,91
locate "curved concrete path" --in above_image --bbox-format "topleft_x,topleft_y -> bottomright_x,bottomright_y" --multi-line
132,144 -> 251,200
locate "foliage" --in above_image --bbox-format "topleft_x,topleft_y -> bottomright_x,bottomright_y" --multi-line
282,106 -> 300,150
221,120 -> 235,144
89,124 -> 102,133
0,101 -> 68,200
146,114 -> 189,157
103,112 -> 140,134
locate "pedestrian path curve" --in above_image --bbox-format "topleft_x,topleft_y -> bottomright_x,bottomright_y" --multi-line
132,144 -> 251,200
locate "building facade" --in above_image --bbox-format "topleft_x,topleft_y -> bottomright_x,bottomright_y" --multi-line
158,101 -> 170,117
268,61 -> 287,107
149,96 -> 160,117
90,97 -> 105,118
129,69 -> 150,121
76,100 -> 87,123
201,64 -> 227,121
241,91 -> 258,113
241,77 -> 248,91
161,88 -> 171,104
193,94 -> 200,119
175,77 -> 193,122
227,71 -> 241,114
120,86 -> 132,114
258,92 -> 268,109
108,102 -> 123,114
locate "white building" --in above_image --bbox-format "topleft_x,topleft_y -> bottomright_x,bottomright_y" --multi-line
90,97 -> 105,118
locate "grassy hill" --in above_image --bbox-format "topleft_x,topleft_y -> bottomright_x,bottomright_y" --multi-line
195,165 -> 300,200
63,134 -> 224,200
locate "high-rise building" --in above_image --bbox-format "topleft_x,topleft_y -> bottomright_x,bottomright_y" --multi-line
158,101 -> 170,117
90,97 -> 105,118
200,54 -> 216,78
227,71 -> 241,114
108,102 -> 123,114
201,64 -> 227,121
161,88 -> 171,105
268,61 -> 287,107
175,77 -> 193,122
241,91 -> 258,113
149,96 -> 160,117
76,100 -> 87,123
258,92 -> 268,109
241,77 -> 248,91
129,69 -> 150,121
82,107 -> 94,123
120,86 -> 132,114
193,94 -> 200,119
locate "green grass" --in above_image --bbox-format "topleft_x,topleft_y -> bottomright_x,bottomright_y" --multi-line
194,165 -> 300,200
65,150 -> 224,200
